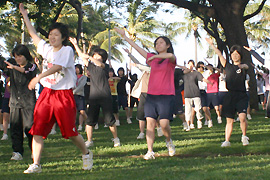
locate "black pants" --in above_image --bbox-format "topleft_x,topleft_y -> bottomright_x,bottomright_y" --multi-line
10,107 -> 34,156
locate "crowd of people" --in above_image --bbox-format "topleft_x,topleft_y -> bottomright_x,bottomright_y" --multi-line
0,2 -> 268,174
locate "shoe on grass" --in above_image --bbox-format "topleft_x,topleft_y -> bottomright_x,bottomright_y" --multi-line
137,132 -> 145,139
82,150 -> 93,170
127,118 -> 132,124
217,116 -> 222,124
85,140 -> 94,148
11,152 -> 23,160
1,133 -> 8,140
115,120 -> 120,126
78,125 -> 83,131
144,151 -> 155,160
190,124 -> 195,129
166,139 -> 176,157
208,120 -> 213,128
112,137 -> 121,147
221,141 -> 231,147
197,121 -> 202,129
241,135 -> 249,146
24,163 -> 42,174
157,127 -> 163,137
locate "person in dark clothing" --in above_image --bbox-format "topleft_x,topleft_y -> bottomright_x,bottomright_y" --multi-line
206,38 -> 249,147
128,73 -> 139,119
117,67 -> 132,124
0,44 -> 38,161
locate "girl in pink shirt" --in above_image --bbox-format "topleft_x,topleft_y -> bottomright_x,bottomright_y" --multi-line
115,28 -> 176,160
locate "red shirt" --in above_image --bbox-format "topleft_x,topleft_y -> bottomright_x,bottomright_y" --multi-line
207,73 -> 220,93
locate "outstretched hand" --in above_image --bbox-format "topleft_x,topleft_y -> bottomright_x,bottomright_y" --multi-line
243,46 -> 252,52
69,37 -> 78,45
5,61 -> 15,69
114,27 -> 126,37
19,3 -> 28,16
205,37 -> 213,45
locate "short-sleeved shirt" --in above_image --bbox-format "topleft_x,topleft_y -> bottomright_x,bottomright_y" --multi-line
37,40 -> 76,90
87,63 -> 111,99
117,76 -> 128,96
0,57 -> 38,108
183,70 -> 203,98
207,73 -> 220,93
147,53 -> 176,95
174,68 -> 184,91
225,62 -> 246,92
108,78 -> 119,96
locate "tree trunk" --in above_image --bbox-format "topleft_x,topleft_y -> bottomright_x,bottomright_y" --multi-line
212,1 -> 258,109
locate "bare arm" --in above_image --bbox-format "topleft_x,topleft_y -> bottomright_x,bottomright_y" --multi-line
28,65 -> 62,90
147,53 -> 176,63
205,38 -> 226,67
69,37 -> 90,67
19,3 -> 41,46
115,27 -> 148,58
5,61 -> 25,73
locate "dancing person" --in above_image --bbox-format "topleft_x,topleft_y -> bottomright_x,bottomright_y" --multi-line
206,38 -> 249,147
20,3 -> 93,173
116,27 -> 176,159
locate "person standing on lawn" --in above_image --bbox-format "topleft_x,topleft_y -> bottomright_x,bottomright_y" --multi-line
20,3 -> 93,173
206,38 -> 249,147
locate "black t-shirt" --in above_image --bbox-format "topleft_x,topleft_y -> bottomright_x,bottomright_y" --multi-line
117,76 -> 128,96
174,68 -> 184,91
87,63 -> 111,99
0,57 -> 38,109
183,70 -> 203,98
225,62 -> 246,92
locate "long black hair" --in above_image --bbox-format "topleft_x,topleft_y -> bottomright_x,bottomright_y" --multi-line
154,36 -> 174,64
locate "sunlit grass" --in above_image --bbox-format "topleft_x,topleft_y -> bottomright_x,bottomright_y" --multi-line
1,107 -> 270,179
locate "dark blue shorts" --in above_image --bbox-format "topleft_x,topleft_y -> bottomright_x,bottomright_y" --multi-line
207,93 -> 219,107
74,95 -> 86,111
218,91 -> 228,105
144,94 -> 174,121
1,97 -> 10,113
118,95 -> 128,110
173,89 -> 184,115
136,93 -> 147,121
130,96 -> 139,108
200,90 -> 208,107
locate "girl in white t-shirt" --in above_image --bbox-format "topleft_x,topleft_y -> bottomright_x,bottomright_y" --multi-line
19,3 -> 92,173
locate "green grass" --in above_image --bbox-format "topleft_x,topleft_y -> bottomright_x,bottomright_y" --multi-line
1,108 -> 270,180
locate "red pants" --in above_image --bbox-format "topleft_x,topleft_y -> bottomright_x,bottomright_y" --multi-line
29,88 -> 78,139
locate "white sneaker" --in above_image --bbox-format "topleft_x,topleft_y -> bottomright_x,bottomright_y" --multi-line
127,118 -> 132,124
247,114 -> 252,120
190,124 -> 195,129
49,129 -> 56,135
82,150 -> 93,170
1,133 -> 8,140
78,125 -> 83,131
157,127 -> 163,137
0,124 -> 3,131
183,122 -> 188,130
217,116 -> 222,124
94,124 -> 99,130
144,151 -> 155,160
185,125 -> 190,132
85,140 -> 94,148
221,141 -> 231,147
137,132 -> 145,139
115,120 -> 120,126
104,124 -> 108,128
208,120 -> 213,128
197,121 -> 202,129
112,137 -> 121,147
11,152 -> 23,160
241,135 -> 249,146
24,132 -> 27,138
166,140 -> 176,156
236,117 -> 240,122
24,163 -> 42,174
204,120 -> 208,126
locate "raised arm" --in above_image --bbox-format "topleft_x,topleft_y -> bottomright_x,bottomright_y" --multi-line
19,3 -> 41,46
69,37 -> 90,67
147,53 -> 176,63
243,46 -> 265,65
115,27 -> 148,59
205,38 -> 226,67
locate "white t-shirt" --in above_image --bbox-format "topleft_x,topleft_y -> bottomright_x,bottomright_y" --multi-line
219,73 -> 228,92
37,40 -> 76,90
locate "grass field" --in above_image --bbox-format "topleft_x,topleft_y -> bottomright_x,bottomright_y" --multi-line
1,108 -> 270,180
